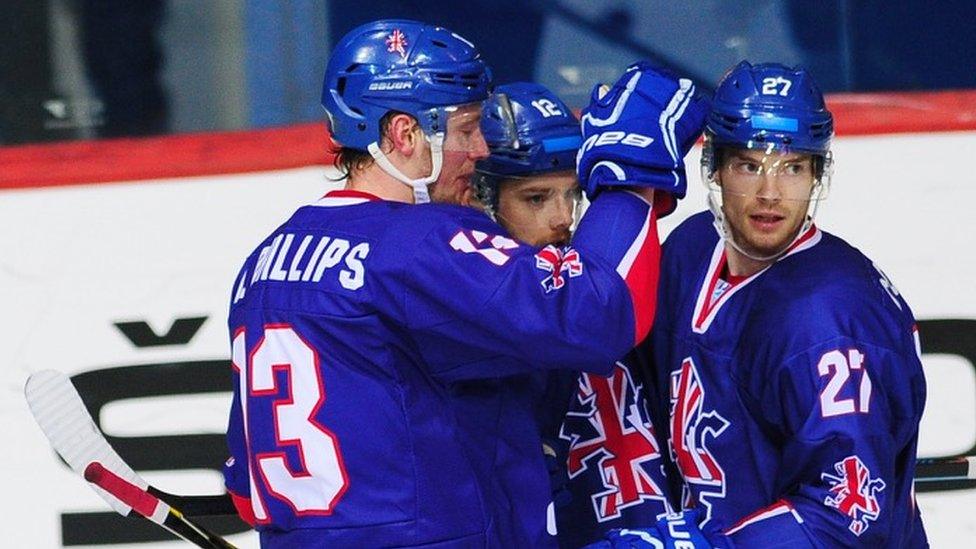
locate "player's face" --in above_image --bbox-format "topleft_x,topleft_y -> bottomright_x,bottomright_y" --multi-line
718,149 -> 816,257
496,171 -> 580,247
429,103 -> 490,205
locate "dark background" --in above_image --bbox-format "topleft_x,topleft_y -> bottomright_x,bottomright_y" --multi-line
3,0 -> 974,145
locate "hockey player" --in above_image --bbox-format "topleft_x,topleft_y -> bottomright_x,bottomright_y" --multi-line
471,80 -> 701,548
449,81 -> 584,547
222,20 -> 708,548
596,61 -> 928,547
471,81 -> 582,247
474,83 -> 680,546
469,81 -> 666,547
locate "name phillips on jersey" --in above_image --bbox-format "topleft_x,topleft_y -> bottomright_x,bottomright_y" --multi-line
233,231 -> 370,304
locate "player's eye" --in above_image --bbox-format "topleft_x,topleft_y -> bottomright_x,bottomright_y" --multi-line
783,162 -> 810,176
527,194 -> 546,205
731,160 -> 761,175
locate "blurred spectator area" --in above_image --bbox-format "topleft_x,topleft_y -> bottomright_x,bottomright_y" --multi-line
1,0 -> 974,146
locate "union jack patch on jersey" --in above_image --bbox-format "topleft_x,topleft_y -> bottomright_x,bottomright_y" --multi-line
821,455 -> 886,536
669,357 -> 728,522
535,245 -> 583,293
561,362 -> 667,522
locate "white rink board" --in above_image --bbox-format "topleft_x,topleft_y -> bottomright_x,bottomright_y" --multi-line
3,131 -> 975,547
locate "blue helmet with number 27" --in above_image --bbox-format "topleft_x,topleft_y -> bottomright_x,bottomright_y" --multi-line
321,19 -> 491,203
705,61 -> 833,157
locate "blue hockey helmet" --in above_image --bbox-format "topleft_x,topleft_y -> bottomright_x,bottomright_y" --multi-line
477,82 -> 581,177
705,61 -> 833,157
473,82 -> 581,215
321,19 -> 491,152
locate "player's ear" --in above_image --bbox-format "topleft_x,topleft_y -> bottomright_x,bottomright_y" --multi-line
384,114 -> 421,155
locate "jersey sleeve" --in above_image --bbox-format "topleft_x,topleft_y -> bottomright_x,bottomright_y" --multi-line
713,332 -> 927,548
224,357 -> 256,525
387,190 -> 661,383
223,297 -> 257,526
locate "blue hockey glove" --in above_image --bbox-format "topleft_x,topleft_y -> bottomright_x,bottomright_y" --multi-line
655,509 -> 712,549
585,527 -> 664,548
577,61 -> 709,207
582,509 -> 712,549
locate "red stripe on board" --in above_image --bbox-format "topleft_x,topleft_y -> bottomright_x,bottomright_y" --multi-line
827,90 -> 976,136
0,122 -> 335,190
1,89 -> 974,190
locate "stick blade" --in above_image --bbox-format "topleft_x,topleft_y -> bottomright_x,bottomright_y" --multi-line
25,369 -> 148,515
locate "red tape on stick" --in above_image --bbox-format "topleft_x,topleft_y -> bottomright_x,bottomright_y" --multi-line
84,462 -> 160,519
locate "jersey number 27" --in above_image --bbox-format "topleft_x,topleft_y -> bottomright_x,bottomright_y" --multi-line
818,348 -> 872,418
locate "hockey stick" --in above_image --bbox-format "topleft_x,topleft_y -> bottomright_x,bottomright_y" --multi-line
914,456 -> 976,483
84,462 -> 236,548
25,369 -> 238,548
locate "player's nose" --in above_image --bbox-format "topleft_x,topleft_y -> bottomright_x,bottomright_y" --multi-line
469,128 -> 489,161
551,203 -> 573,231
755,173 -> 783,202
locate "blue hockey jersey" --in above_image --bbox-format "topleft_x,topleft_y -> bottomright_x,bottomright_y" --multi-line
648,211 -> 928,548
543,359 -> 673,548
535,201 -> 673,548
223,188 -> 660,547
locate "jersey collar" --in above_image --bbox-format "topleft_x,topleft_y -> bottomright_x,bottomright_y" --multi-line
312,189 -> 382,207
692,224 -> 822,334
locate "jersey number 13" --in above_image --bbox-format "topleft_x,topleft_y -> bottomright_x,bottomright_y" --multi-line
232,325 -> 348,519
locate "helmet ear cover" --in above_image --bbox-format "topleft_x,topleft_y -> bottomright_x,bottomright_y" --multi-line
471,171 -> 506,213
333,111 -> 403,178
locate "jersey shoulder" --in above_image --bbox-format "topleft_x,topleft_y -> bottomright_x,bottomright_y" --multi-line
387,201 -> 512,242
662,210 -> 719,261
262,199 -> 515,272
746,229 -> 917,357
660,210 -> 720,288
382,202 -> 526,267
735,231 -> 925,428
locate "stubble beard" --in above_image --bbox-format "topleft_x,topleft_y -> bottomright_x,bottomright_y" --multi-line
726,206 -> 806,259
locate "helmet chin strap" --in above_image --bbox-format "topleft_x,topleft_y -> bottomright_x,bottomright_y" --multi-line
367,133 -> 445,204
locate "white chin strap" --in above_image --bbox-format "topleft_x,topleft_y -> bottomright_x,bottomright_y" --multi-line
367,133 -> 444,204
